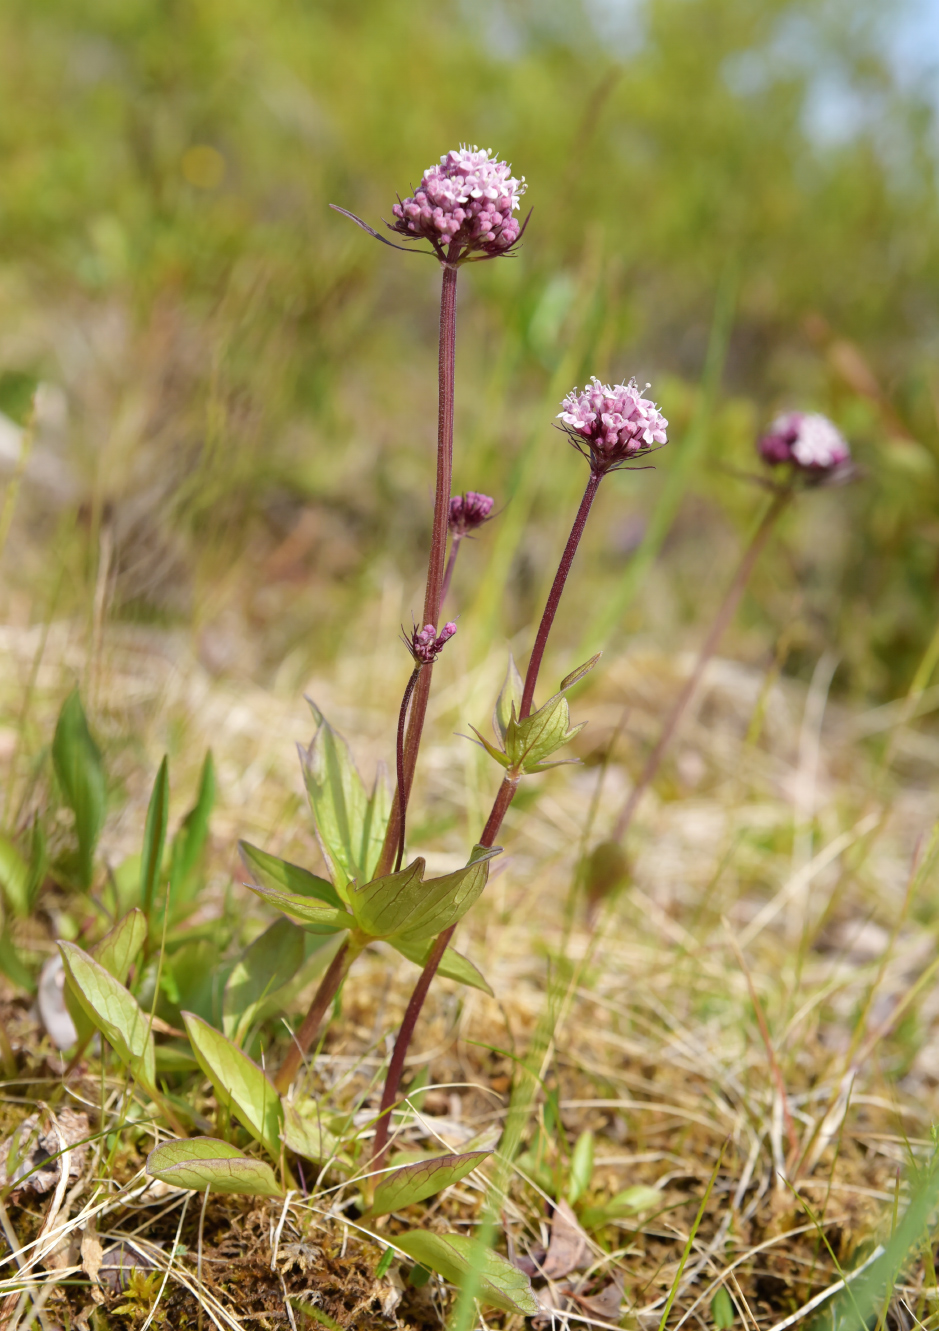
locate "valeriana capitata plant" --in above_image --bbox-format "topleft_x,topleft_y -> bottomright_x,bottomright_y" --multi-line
584,409 -> 854,907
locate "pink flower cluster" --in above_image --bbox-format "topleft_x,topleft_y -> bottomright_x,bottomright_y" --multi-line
449,491 -> 494,536
758,412 -> 851,474
558,377 -> 669,474
391,146 -> 527,259
407,621 -> 457,666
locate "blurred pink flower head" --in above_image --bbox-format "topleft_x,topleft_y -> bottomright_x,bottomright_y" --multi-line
558,377 -> 668,474
391,146 -> 527,261
406,621 -> 457,665
449,491 -> 495,536
758,412 -> 851,476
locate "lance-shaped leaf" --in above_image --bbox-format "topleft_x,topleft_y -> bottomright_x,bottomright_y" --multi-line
182,1011 -> 283,1157
580,1184 -> 663,1229
390,937 -> 492,996
65,908 -> 148,1045
281,1103 -> 343,1164
239,841 -> 343,911
0,836 -> 29,918
169,751 -> 215,904
394,1231 -> 539,1316
242,881 -> 352,935
363,1151 -> 490,1219
559,652 -> 602,692
139,756 -> 169,917
146,1137 -> 283,1197
52,691 -> 107,890
223,918 -> 305,1044
353,847 -> 499,945
300,703 -> 390,897
58,941 -> 155,1087
493,655 -> 523,743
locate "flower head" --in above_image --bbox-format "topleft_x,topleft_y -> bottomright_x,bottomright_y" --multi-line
391,146 -> 527,261
449,491 -> 494,536
405,621 -> 457,666
758,412 -> 851,478
557,377 -> 668,475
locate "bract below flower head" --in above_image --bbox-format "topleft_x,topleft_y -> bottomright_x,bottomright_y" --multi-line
449,491 -> 494,536
558,377 -> 668,475
758,412 -> 851,477
391,146 -> 527,262
405,621 -> 457,666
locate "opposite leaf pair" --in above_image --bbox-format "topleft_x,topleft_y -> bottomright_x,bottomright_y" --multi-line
470,653 -> 601,775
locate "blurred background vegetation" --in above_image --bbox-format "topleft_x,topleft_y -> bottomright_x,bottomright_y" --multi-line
1,0 -> 938,705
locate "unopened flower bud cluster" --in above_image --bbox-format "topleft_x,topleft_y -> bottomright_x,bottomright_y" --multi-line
408,621 -> 457,665
392,147 -> 526,259
449,492 -> 494,536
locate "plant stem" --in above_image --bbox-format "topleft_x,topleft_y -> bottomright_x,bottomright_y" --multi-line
611,487 -> 791,842
371,471 -> 604,1167
519,469 -> 602,718
395,667 -> 422,872
374,264 -> 459,879
274,939 -> 359,1093
439,534 -> 462,606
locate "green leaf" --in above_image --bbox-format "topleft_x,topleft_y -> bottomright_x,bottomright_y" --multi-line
0,925 -> 35,994
393,1231 -> 539,1316
58,941 -> 155,1086
504,692 -> 586,775
559,652 -> 602,692
389,936 -> 493,996
52,690 -> 107,890
281,1103 -> 343,1164
139,756 -> 169,917
169,751 -> 215,904
94,908 -> 148,984
711,1286 -> 735,1328
25,821 -> 47,914
242,881 -> 352,935
223,918 -> 306,1044
182,1011 -> 283,1156
580,1184 -> 663,1229
146,1137 -> 283,1197
363,1151 -> 490,1218
492,655 -> 523,742
353,847 -> 498,945
0,835 -> 29,917
301,702 -> 389,896
466,724 -> 511,768
239,841 -> 343,911
568,1129 -> 594,1205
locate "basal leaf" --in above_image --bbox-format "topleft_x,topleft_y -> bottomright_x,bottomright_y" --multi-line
390,937 -> 493,996
139,756 -> 169,916
52,691 -> 107,890
94,908 -> 148,985
0,835 -> 29,917
239,841 -> 343,910
169,751 -> 215,904
182,1011 -> 283,1156
568,1129 -> 594,1205
242,881 -> 352,935
281,1102 -> 343,1164
394,1231 -> 539,1316
146,1137 -> 283,1197
580,1184 -> 662,1229
364,1151 -> 490,1218
493,655 -> 523,742
223,918 -> 305,1044
58,941 -> 155,1086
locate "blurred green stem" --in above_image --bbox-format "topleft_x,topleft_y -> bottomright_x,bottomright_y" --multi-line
374,264 -> 458,879
611,485 -> 792,843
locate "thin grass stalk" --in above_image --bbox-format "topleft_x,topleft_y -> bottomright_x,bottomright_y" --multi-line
370,470 -> 604,1168
374,264 -> 458,879
611,486 -> 791,842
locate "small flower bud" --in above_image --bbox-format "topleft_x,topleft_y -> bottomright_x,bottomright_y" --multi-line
406,621 -> 457,665
390,146 -> 527,262
448,491 -> 495,536
758,412 -> 851,478
557,377 -> 668,475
